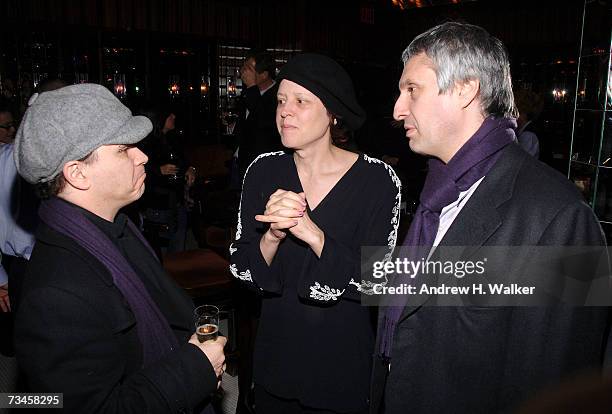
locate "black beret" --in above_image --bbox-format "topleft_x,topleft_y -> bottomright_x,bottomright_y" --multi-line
277,53 -> 366,131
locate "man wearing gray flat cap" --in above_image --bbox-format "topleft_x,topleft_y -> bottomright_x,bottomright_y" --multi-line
13,83 -> 226,414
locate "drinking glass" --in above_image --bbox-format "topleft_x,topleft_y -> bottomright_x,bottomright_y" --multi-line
194,305 -> 219,342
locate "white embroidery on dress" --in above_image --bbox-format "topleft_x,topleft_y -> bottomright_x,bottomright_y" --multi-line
353,154 -> 402,295
349,278 -> 366,292
229,263 -> 253,282
358,279 -> 386,295
229,151 -> 286,286
352,278 -> 387,295
234,151 -> 286,241
309,282 -> 345,301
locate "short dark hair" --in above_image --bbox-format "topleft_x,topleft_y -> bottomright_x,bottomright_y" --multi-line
329,113 -> 351,147
35,174 -> 67,200
34,150 -> 99,199
247,49 -> 276,80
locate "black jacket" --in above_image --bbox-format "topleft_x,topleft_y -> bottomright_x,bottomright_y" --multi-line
237,84 -> 283,178
372,144 -> 612,414
14,220 -> 217,413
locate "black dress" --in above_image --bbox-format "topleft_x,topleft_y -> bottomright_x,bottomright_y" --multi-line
229,151 -> 401,412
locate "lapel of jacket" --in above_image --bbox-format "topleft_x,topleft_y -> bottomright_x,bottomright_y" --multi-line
37,223 -> 116,287
397,144 -> 527,322
35,223 -> 140,334
38,222 -> 194,332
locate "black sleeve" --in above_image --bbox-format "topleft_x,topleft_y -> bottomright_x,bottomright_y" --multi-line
245,85 -> 282,154
538,199 -> 606,246
14,287 -> 217,414
243,85 -> 262,114
297,160 -> 402,302
536,199 -> 612,368
229,153 -> 284,293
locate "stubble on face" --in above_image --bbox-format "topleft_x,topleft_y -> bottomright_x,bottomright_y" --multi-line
395,53 -> 461,162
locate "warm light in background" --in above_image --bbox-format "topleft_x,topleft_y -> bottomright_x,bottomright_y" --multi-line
227,78 -> 237,97
113,73 -> 126,99
169,75 -> 180,96
391,0 -> 475,9
552,88 -> 567,102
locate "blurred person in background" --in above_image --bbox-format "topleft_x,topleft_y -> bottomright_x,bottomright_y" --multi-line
514,87 -> 543,158
235,49 -> 283,181
137,105 -> 198,257
0,99 -> 35,356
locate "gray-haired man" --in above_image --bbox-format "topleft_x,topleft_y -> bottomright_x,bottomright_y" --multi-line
13,84 -> 226,413
372,22 -> 611,413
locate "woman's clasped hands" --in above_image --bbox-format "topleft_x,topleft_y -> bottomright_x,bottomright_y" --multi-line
255,189 -> 324,255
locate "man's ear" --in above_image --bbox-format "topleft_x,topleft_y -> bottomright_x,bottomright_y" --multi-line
456,78 -> 480,109
62,161 -> 90,191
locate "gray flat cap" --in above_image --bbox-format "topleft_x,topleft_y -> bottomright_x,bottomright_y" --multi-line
14,83 -> 152,184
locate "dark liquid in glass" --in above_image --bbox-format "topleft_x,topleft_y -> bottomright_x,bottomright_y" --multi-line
196,324 -> 219,342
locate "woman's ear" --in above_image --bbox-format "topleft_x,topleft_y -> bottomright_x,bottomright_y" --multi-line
62,160 -> 91,191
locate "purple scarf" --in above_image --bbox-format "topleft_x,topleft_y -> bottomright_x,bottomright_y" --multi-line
379,116 -> 517,358
38,197 -> 178,365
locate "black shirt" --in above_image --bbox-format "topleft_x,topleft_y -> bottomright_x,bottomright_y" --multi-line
230,152 -> 401,412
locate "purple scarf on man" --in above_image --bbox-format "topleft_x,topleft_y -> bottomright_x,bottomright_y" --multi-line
39,198 -> 217,414
379,116 -> 517,358
38,197 -> 178,365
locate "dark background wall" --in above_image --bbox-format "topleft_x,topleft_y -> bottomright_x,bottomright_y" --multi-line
0,0 -> 593,175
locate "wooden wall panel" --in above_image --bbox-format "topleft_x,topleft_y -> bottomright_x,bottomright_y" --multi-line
0,0 -> 585,63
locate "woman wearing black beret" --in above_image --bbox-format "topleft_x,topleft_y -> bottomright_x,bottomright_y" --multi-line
229,53 -> 401,413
